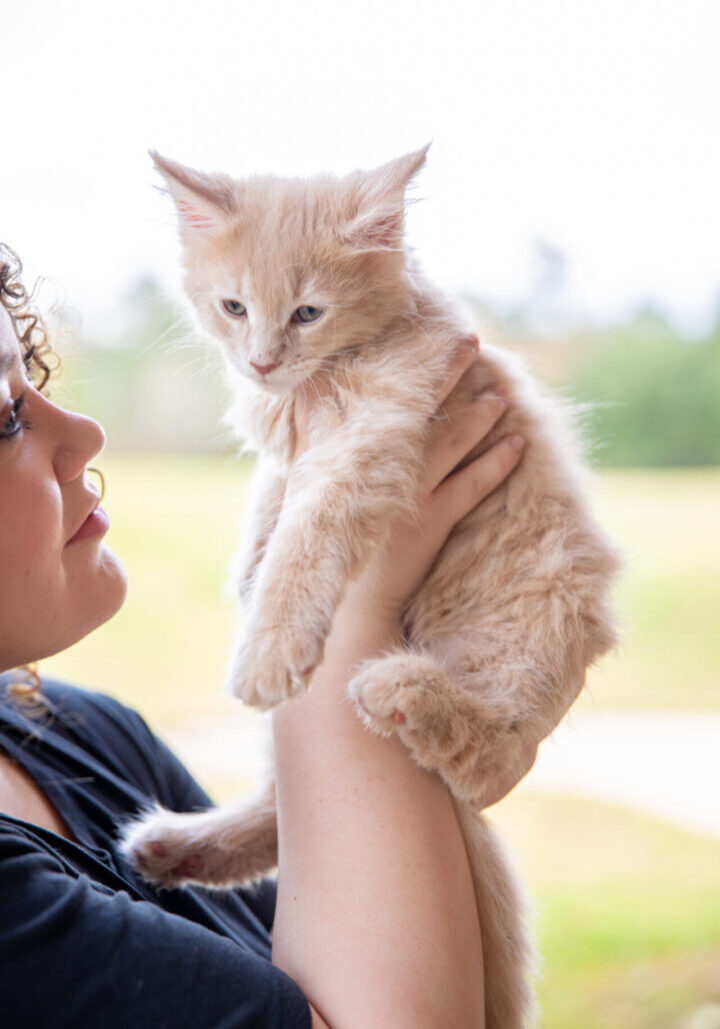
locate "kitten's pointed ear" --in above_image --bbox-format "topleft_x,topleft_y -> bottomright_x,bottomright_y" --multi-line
344,143 -> 431,252
150,150 -> 236,237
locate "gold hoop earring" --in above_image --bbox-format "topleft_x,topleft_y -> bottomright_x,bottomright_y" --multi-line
87,467 -> 105,503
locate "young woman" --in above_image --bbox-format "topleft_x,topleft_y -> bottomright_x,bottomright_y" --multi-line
0,245 -> 533,1029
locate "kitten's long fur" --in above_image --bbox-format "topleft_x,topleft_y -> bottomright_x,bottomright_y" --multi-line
121,147 -> 620,1028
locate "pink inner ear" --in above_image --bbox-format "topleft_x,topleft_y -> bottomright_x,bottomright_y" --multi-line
352,207 -> 403,250
177,199 -> 213,229
368,209 -> 402,247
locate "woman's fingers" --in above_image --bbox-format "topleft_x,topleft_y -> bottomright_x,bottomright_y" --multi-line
436,433 -> 525,524
425,386 -> 508,491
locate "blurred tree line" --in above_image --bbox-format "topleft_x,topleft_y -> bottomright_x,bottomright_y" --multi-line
59,275 -> 720,467
560,308 -> 720,466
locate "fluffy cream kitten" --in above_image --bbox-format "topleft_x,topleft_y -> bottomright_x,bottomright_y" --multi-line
122,147 -> 620,1029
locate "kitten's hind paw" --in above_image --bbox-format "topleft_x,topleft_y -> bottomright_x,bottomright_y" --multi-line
343,658 -> 423,740
348,651 -> 471,764
349,651 -> 522,804
119,806 -> 210,889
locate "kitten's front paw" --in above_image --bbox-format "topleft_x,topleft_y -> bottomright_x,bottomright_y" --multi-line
120,807 -> 208,889
228,625 -> 324,710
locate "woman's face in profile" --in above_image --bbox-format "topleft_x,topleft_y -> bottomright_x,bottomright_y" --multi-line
0,306 -> 127,673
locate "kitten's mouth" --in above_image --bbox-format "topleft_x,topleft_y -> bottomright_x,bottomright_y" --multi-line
245,354 -> 331,396
249,367 -> 296,395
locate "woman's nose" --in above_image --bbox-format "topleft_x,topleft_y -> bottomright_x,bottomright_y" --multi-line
52,407 -> 107,485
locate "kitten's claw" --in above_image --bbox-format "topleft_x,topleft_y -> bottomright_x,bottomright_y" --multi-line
120,807 -> 207,889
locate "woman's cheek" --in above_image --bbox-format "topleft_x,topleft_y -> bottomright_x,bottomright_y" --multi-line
5,487 -> 64,596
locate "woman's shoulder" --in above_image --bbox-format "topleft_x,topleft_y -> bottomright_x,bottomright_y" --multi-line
1,675 -> 154,765
0,674 -> 211,813
1,673 -> 139,727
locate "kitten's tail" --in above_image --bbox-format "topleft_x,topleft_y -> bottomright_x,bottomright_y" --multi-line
453,799 -> 540,1029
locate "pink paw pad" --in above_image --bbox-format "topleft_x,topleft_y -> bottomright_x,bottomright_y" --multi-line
173,856 -> 202,877
151,841 -> 168,858
392,709 -> 406,724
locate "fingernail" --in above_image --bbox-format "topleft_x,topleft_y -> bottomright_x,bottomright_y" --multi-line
508,434 -> 525,452
486,385 -> 508,398
458,333 -> 479,353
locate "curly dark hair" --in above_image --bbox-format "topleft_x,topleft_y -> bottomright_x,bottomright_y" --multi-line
0,244 -> 61,710
0,243 -> 60,392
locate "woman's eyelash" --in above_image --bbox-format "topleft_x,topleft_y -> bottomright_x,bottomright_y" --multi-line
0,391 -> 31,441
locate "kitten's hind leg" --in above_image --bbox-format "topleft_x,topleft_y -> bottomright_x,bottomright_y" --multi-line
120,777 -> 277,890
348,649 -> 530,806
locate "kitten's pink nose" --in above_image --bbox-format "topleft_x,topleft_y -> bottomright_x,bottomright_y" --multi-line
250,360 -> 279,376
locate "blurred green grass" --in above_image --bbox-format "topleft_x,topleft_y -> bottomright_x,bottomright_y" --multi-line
43,459 -> 720,725
44,452 -> 252,727
581,468 -> 720,711
493,793 -> 720,1029
41,457 -> 720,1028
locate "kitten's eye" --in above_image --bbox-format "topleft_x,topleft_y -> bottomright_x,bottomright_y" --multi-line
222,299 -> 247,318
293,305 -> 324,324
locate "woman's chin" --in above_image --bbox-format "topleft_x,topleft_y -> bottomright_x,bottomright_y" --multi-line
90,546 -> 129,626
0,547 -> 129,674
52,548 -> 129,661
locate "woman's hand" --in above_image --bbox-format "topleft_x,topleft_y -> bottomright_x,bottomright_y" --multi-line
296,336 -> 525,625
295,336 -> 537,808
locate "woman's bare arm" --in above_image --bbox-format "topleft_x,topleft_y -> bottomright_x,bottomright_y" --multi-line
271,341 -> 530,1029
272,610 -> 484,1029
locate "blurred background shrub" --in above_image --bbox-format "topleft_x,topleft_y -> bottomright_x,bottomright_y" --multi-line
57,271 -> 720,468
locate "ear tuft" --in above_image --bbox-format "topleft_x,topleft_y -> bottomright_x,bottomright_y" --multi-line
150,150 -> 236,237
343,143 -> 431,252
374,143 -> 431,192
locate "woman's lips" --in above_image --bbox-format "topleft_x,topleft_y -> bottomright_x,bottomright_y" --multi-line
66,505 -> 110,545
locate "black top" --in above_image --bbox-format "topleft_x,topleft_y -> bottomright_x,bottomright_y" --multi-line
0,676 -> 312,1029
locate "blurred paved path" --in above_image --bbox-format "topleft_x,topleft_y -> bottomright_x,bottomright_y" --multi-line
520,711 -> 720,840
165,710 -> 720,841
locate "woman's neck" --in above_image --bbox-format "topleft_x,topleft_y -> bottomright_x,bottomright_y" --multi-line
0,751 -> 75,840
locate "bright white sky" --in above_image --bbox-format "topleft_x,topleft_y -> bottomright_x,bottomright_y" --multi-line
2,0 -> 718,337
